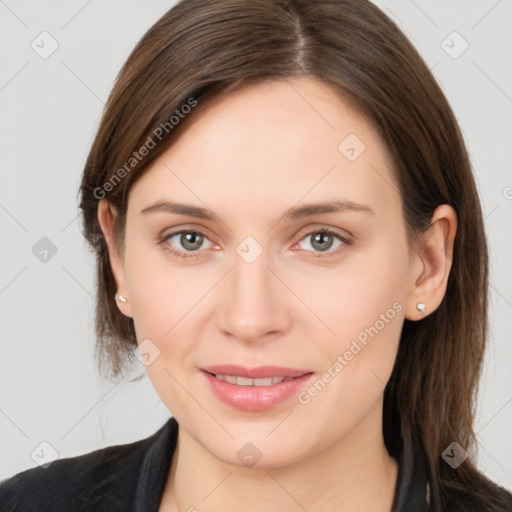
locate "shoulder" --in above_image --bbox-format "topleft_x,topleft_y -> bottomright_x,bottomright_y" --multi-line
441,477 -> 512,512
0,428 -> 158,512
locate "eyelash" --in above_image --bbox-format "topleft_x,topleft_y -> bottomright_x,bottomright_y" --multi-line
157,227 -> 352,260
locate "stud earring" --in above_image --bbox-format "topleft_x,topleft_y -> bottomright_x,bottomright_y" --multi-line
117,295 -> 127,303
416,302 -> 426,314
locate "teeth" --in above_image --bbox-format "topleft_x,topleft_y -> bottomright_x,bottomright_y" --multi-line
254,377 -> 273,386
214,374 -> 286,386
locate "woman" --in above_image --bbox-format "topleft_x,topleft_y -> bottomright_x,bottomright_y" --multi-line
1,0 -> 511,510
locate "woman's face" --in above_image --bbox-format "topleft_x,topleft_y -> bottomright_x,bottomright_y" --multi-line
113,77 -> 417,467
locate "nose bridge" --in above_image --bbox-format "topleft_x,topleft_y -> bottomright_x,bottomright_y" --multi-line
217,241 -> 288,340
233,249 -> 271,304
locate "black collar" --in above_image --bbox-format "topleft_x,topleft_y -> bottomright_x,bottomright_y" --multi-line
134,417 -> 178,511
391,430 -> 430,511
134,417 -> 429,511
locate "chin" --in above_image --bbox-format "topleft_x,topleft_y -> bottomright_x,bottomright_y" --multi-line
192,423 -> 314,470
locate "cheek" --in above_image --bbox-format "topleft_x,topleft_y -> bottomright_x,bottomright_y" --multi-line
302,226 -> 408,346
123,245 -> 200,412
123,241 -> 212,392
123,238 -> 204,338
303,233 -> 408,408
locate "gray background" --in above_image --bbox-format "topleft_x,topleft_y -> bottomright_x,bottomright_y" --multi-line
1,0 -> 511,492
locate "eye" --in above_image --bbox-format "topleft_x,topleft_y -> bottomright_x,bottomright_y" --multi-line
158,226 -> 351,260
158,229 -> 214,259
294,228 -> 351,257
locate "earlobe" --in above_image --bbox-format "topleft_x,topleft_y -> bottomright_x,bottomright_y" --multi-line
97,199 -> 132,318
405,204 -> 457,321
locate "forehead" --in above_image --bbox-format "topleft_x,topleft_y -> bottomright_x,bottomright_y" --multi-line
129,77 -> 399,223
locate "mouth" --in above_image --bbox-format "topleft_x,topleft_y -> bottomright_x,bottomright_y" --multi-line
200,365 -> 314,411
206,373 -> 293,386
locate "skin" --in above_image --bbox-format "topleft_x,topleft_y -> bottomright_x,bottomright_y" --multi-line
97,76 -> 457,511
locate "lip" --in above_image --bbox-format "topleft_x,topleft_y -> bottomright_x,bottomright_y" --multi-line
201,365 -> 311,379
200,365 -> 314,412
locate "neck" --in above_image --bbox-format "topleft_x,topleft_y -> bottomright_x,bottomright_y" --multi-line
161,401 -> 398,512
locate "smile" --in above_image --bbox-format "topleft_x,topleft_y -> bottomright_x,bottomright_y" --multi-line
200,365 -> 314,411
210,374 -> 290,386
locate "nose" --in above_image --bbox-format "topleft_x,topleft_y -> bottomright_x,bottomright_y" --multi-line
216,248 -> 292,345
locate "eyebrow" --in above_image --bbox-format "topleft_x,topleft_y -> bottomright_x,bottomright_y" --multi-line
140,199 -> 374,221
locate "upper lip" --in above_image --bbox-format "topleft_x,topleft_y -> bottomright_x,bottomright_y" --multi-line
201,365 -> 313,379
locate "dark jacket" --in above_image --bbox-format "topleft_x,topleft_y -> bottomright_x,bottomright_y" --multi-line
0,416 -> 511,511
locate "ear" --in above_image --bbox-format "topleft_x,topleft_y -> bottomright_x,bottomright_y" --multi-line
405,204 -> 457,320
97,199 -> 133,318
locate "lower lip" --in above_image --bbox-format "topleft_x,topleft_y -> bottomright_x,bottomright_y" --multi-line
201,371 -> 314,411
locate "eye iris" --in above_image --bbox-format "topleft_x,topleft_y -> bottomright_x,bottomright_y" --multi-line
311,232 -> 334,252
181,232 -> 203,251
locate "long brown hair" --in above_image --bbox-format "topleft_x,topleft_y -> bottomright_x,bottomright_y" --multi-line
78,0 -> 510,509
